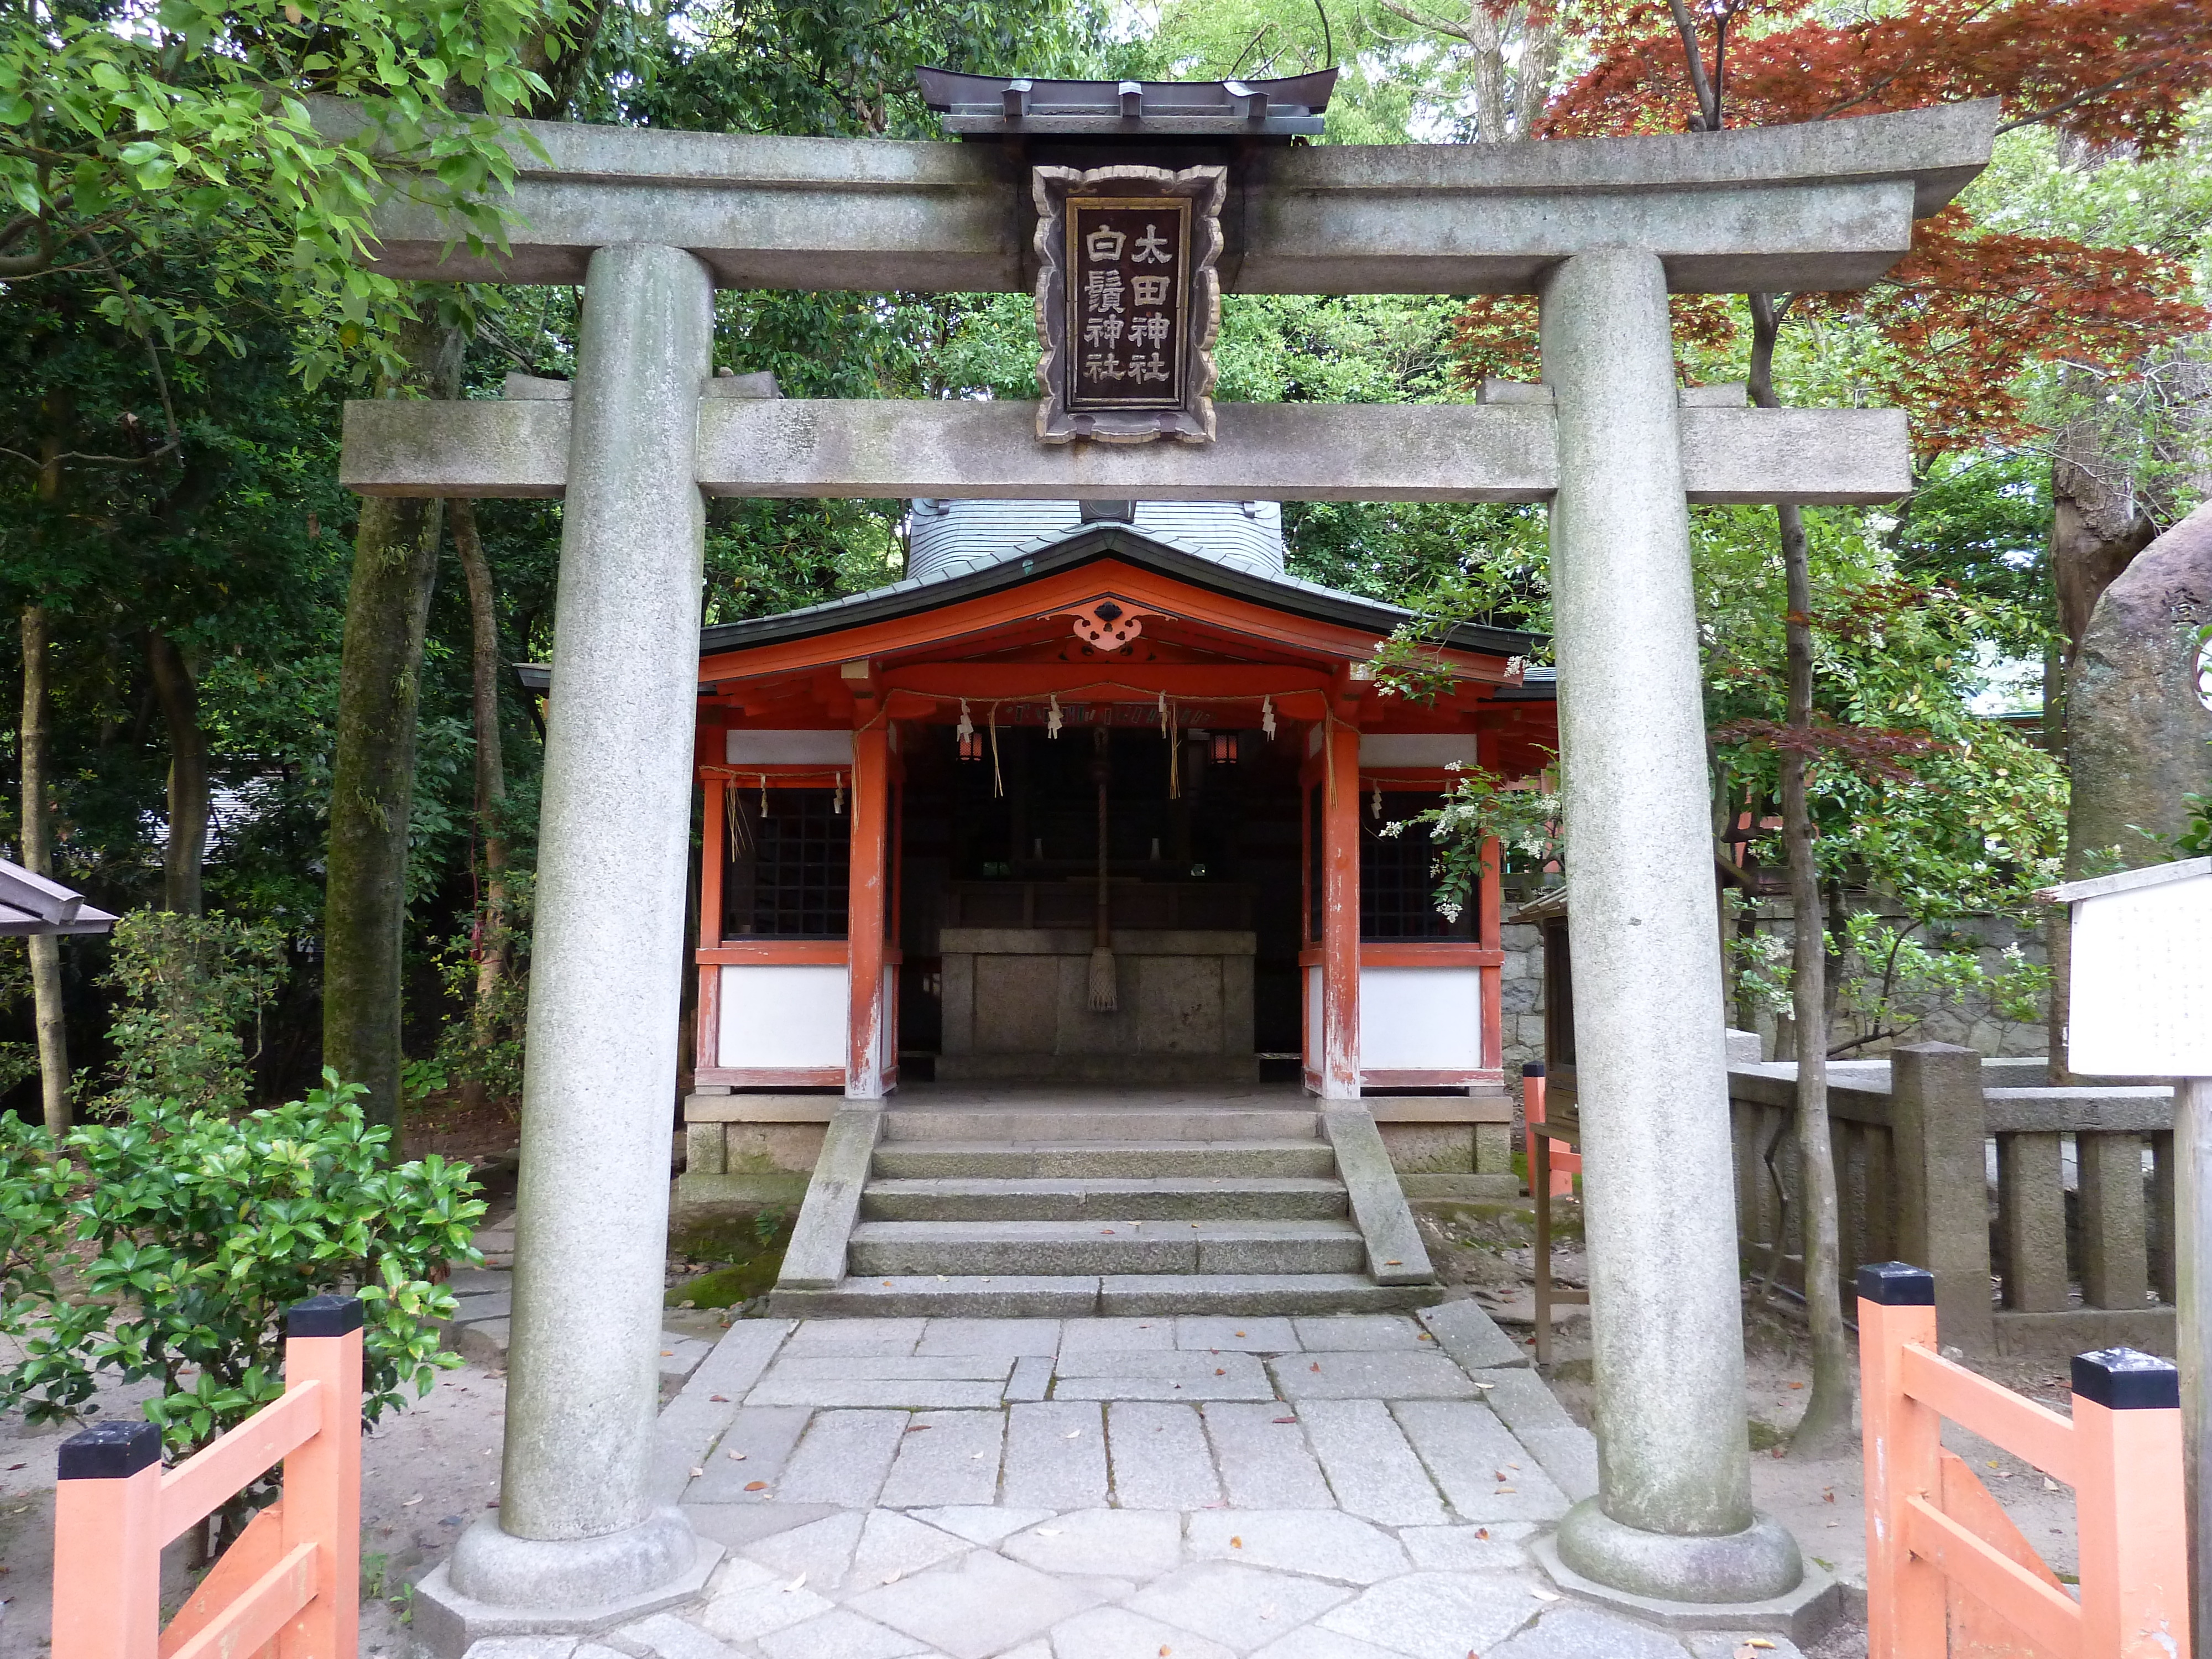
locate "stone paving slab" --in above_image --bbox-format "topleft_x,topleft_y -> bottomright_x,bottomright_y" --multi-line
452,1308 -> 1811,1659
1296,1398 -> 1453,1526
1270,1348 -> 1484,1400
1106,1401 -> 1224,1510
1199,1401 -> 1338,1510
1049,1348 -> 1275,1401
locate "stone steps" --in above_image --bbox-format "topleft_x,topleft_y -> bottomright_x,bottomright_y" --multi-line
846,1217 -> 1368,1276
770,1271 -> 1437,1318
768,1098 -> 1441,1318
871,1139 -> 1337,1179
860,1175 -> 1349,1222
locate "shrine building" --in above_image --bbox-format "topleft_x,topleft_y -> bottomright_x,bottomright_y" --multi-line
676,493 -> 1556,1308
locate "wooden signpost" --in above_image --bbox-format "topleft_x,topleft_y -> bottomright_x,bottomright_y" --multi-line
2049,854 -> 2212,1642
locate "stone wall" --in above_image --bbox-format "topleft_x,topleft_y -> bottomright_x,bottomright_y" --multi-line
1496,899 -> 2051,1077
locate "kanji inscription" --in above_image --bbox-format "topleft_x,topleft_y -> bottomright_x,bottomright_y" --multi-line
1067,199 -> 1188,410
1031,162 -> 1223,445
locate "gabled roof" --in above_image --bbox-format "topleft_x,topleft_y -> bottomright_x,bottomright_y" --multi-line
697,519 -> 1543,665
0,859 -> 117,936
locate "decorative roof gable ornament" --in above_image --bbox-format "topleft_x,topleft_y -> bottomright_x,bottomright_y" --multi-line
1058,596 -> 1161,649
1034,164 -> 1224,445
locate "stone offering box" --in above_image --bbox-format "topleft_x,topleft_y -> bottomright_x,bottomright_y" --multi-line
2050,857 -> 2212,1078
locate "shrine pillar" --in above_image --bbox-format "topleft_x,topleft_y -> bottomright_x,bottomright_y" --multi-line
847,722 -> 891,1098
1319,714 -> 1361,1100
443,243 -> 718,1620
1540,248 -> 1802,1600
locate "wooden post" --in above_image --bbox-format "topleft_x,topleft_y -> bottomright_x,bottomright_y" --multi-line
1319,716 -> 1361,1100
51,1421 -> 164,1659
1890,1044 -> 1994,1352
2070,1347 -> 2189,1659
1857,1262 -> 1946,1659
1479,836 -> 1503,1077
278,1296 -> 362,1659
847,724 -> 890,1099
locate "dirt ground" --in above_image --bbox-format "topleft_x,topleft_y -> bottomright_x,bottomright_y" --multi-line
1416,1197 -> 2088,1659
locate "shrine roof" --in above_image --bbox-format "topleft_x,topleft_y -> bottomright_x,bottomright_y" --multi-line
695,515 -> 1545,668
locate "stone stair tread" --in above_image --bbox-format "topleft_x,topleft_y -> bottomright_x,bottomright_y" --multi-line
870,1140 -> 1340,1180
878,1137 -> 1333,1154
881,1109 -> 1320,1143
849,1218 -> 1361,1240
864,1176 -> 1347,1195
769,1272 -> 1439,1318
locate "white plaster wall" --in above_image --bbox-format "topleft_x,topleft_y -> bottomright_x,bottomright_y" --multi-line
1359,965 -> 1485,1070
719,963 -> 848,1068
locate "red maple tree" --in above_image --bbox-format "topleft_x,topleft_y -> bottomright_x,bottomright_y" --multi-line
1450,0 -> 2212,457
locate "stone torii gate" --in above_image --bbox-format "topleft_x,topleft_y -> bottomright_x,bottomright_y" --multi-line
336,91 -> 1996,1636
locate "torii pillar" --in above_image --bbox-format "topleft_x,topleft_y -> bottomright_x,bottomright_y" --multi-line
1541,249 -> 1799,1598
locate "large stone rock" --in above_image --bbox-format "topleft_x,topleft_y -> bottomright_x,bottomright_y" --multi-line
2067,501 -> 2212,868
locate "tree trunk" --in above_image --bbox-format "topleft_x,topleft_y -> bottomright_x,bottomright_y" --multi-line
147,631 -> 210,916
322,312 -> 463,1134
1750,292 -> 1854,1454
449,498 -> 509,1110
19,603 -> 70,1140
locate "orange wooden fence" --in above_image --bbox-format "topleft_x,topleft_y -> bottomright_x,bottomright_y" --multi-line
1859,1261 -> 2188,1659
52,1295 -> 363,1659
1524,1062 -> 1577,1198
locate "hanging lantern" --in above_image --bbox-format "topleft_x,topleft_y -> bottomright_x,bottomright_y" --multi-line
957,728 -> 985,762
1210,730 -> 1239,766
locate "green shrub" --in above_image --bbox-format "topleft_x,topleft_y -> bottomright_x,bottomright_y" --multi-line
98,911 -> 288,1114
0,1073 -> 483,1466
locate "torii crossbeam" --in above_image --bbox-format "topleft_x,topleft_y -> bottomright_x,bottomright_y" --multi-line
332,94 -> 1997,1647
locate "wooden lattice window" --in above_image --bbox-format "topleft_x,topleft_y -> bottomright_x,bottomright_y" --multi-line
723,789 -> 849,938
1361,792 -> 1473,941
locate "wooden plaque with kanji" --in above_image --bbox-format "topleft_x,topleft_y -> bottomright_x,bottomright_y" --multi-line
1032,164 -> 1224,445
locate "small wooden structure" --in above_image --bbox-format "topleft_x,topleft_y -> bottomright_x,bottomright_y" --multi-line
688,500 -> 1556,1104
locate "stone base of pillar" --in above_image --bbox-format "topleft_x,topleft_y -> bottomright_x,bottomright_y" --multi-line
1538,1506 -> 1837,1644
410,1509 -> 723,1658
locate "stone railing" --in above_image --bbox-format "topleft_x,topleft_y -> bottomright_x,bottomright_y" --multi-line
1728,1044 -> 2176,1357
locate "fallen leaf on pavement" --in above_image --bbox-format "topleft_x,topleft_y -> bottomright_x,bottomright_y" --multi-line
744,1481 -> 768,1491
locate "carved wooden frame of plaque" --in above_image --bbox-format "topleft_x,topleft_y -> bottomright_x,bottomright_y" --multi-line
1033,163 -> 1225,445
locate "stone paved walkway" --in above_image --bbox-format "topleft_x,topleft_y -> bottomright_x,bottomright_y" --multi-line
466,1305 -> 1814,1659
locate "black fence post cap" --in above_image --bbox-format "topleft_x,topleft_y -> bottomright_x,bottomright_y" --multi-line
1856,1262 -> 1936,1305
1523,1061 -> 1547,1079
287,1295 -> 365,1337
2073,1347 -> 2180,1411
58,1418 -> 163,1480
